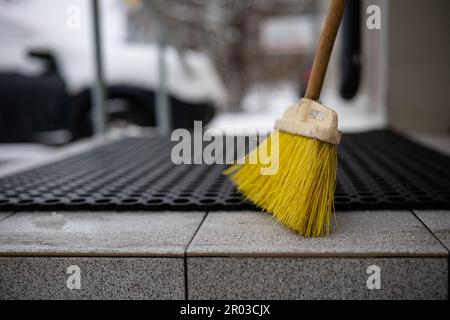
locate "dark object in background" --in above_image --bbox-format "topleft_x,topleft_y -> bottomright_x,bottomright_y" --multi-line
28,50 -> 59,75
0,50 -> 70,143
0,49 -> 216,143
340,0 -> 361,100
70,86 -> 156,140
71,86 -> 216,141
0,72 -> 69,143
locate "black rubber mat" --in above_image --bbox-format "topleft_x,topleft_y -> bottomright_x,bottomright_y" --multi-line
0,130 -> 449,212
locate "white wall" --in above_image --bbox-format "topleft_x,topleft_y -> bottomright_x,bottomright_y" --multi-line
388,0 -> 450,132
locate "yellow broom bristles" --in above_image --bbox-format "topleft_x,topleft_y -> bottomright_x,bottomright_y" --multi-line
225,131 -> 337,237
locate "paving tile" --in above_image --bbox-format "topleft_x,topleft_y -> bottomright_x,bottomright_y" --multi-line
187,257 -> 447,300
0,257 -> 183,300
414,210 -> 450,251
187,211 -> 447,257
0,211 -> 205,256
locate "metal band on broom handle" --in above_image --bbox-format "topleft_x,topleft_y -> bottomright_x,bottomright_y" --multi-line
305,0 -> 347,101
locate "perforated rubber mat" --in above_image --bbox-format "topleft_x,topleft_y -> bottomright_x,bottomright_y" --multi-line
0,130 -> 449,212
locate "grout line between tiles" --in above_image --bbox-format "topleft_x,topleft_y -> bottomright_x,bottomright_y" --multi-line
0,212 -> 15,223
410,209 -> 450,299
410,209 -> 450,254
184,211 -> 208,300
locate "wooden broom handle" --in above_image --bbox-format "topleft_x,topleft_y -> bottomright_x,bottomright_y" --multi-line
305,0 -> 347,101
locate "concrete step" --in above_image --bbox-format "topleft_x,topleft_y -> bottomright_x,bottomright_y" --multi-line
0,210 -> 448,300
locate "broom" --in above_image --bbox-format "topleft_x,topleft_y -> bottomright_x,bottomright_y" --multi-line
225,0 -> 346,237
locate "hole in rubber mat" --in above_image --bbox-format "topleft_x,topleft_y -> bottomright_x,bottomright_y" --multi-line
0,130 -> 449,212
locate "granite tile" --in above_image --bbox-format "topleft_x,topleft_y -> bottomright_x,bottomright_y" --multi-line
187,257 -> 447,300
0,257 -> 183,300
0,211 -> 205,256
414,211 -> 450,251
187,211 -> 448,257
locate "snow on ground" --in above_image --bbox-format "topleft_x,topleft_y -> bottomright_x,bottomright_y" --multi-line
209,82 -> 387,133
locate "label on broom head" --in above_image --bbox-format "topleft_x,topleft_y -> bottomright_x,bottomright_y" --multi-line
308,109 -> 325,121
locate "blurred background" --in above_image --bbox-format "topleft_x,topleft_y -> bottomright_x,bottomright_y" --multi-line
0,0 -> 449,155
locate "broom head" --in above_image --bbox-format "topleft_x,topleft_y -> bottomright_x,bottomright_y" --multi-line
225,99 -> 341,237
